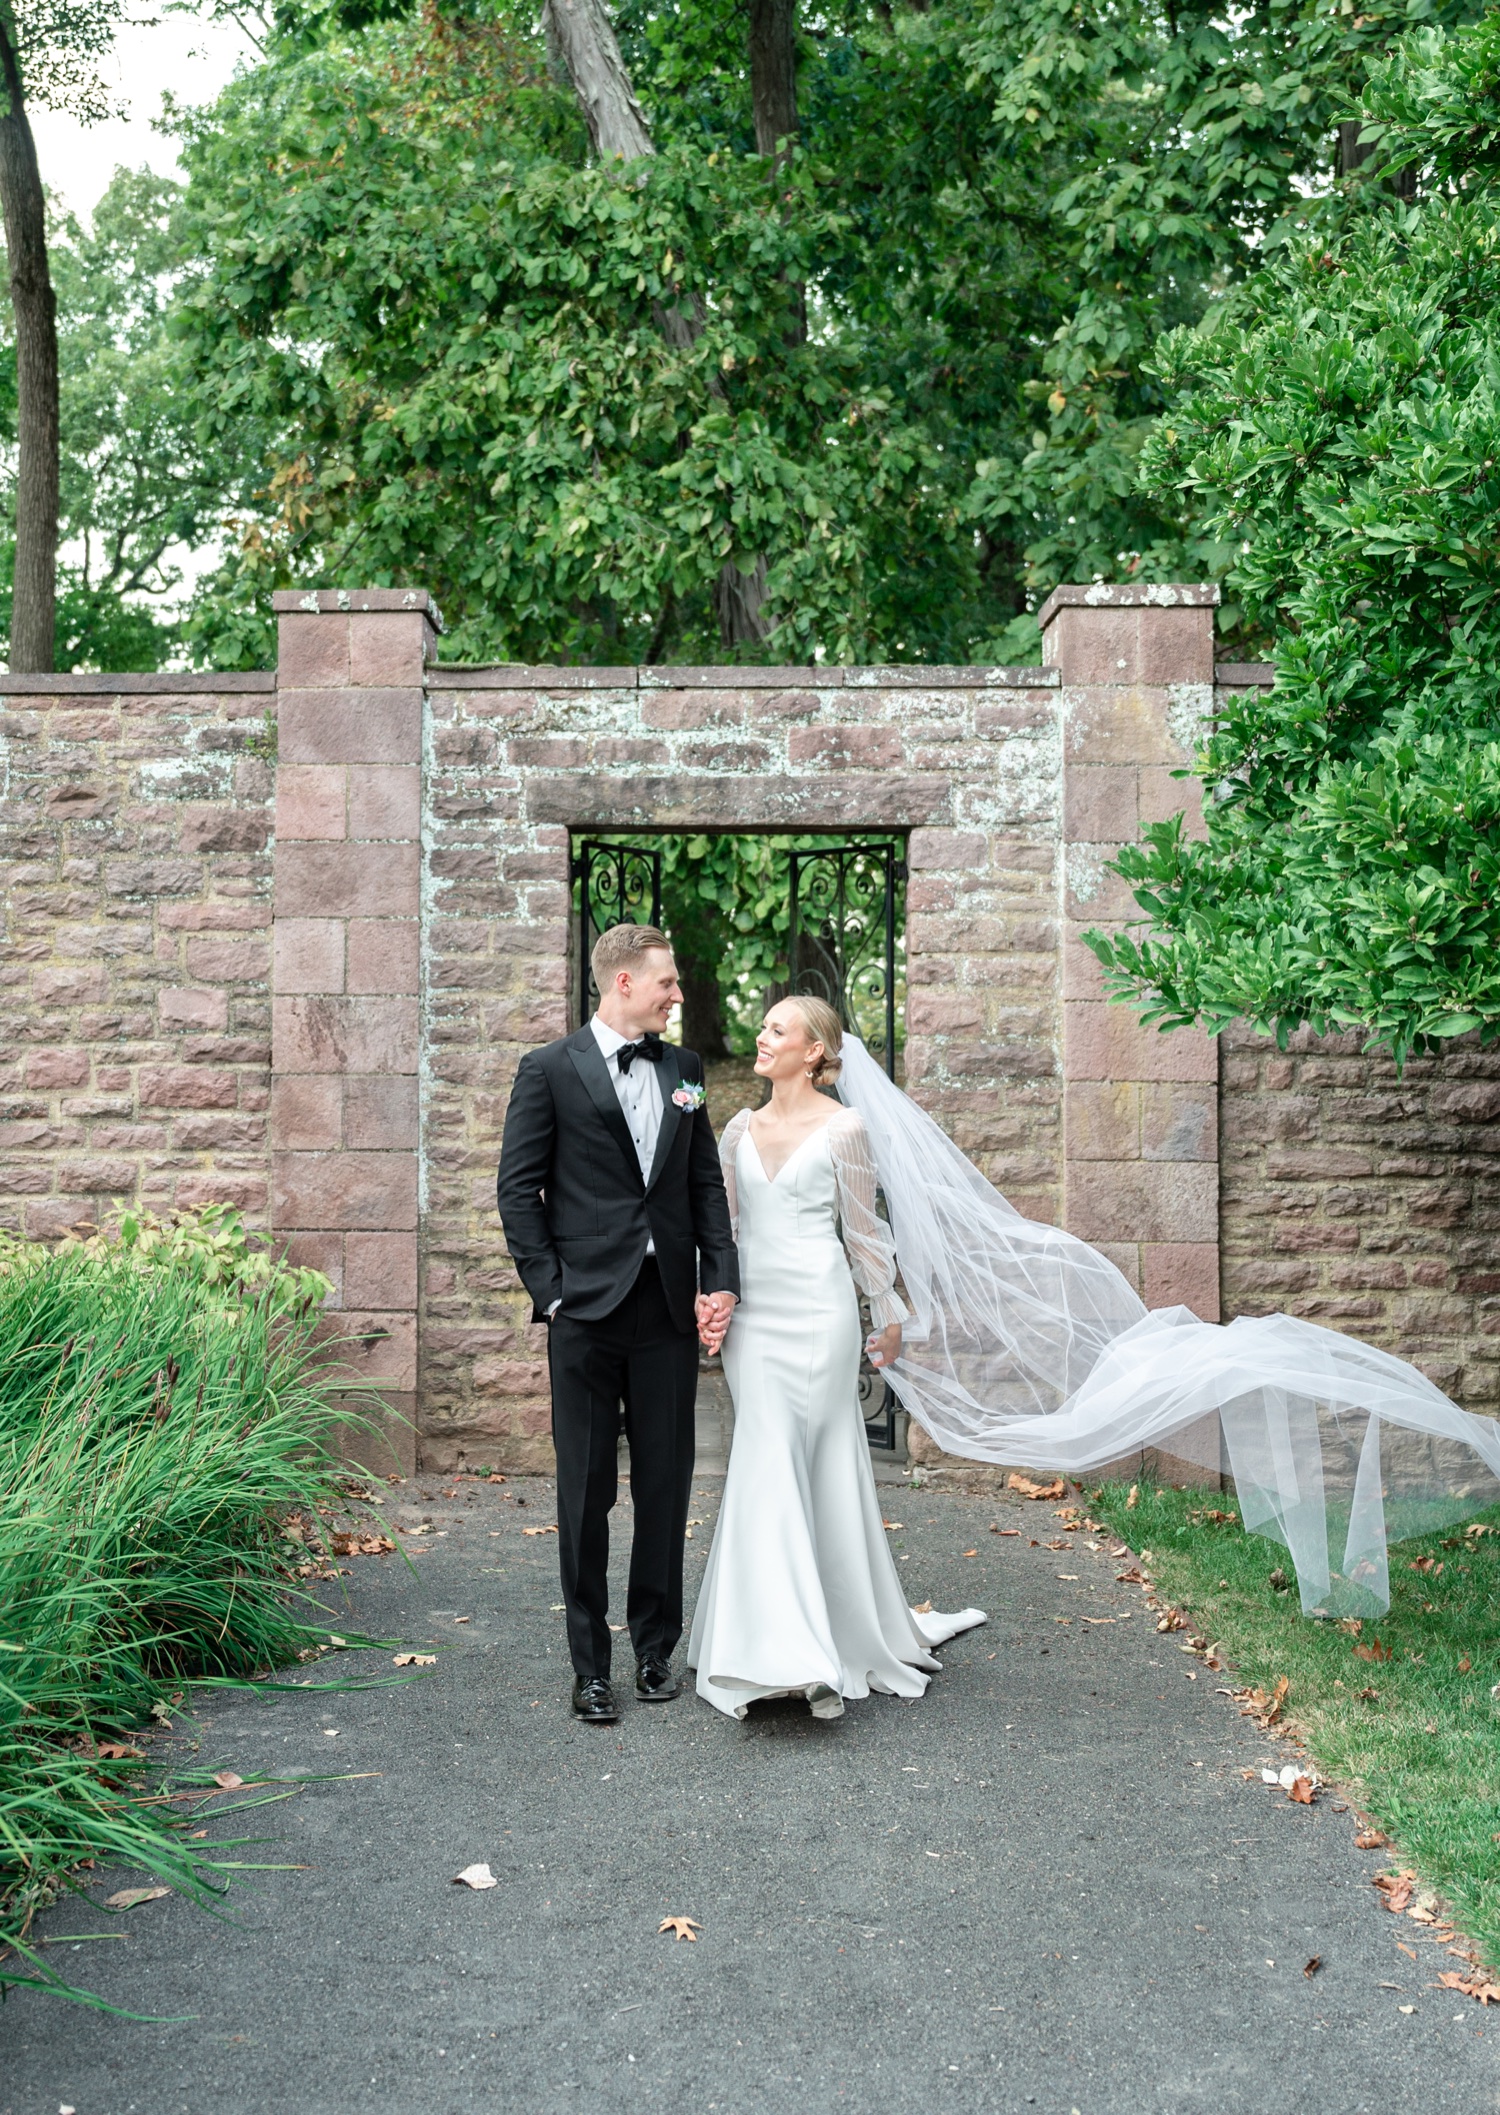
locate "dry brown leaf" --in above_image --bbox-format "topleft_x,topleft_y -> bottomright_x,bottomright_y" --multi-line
659,1915 -> 701,1942
1288,1776 -> 1316,1805
95,1742 -> 144,1761
992,1526 -> 1020,1537
521,1525 -> 559,1538
882,1520 -> 904,1531
393,1653 -> 437,1667
1008,1473 -> 1067,1501
1459,1657 -> 1472,1674
330,1530 -> 394,1557
1115,1565 -> 1146,1585
1375,1872 -> 1416,1914
1303,1955 -> 1322,1978
453,1863 -> 498,1891
1439,1971 -> 1500,2005
1355,1829 -> 1388,1850
1125,1484 -> 1139,1509
1353,1638 -> 1393,1663
212,1771 -> 245,1790
962,1548 -> 978,1558
1397,1941 -> 1418,1959
105,1885 -> 171,1911
486,1473 -> 508,1484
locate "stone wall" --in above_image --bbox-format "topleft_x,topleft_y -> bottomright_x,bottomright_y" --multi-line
0,672 -> 275,1238
417,659 -> 1067,1472
5,595 -> 1497,1476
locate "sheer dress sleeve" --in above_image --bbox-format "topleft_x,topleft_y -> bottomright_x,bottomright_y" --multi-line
718,1108 -> 752,1242
827,1108 -> 907,1330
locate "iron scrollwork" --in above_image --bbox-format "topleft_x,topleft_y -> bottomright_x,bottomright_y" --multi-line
572,838 -> 663,1026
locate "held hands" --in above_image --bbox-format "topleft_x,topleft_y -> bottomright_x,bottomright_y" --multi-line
696,1289 -> 737,1355
865,1323 -> 902,1369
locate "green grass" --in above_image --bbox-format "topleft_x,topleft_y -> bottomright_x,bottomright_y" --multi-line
1091,1481 -> 1500,1966
0,1213 -> 369,2004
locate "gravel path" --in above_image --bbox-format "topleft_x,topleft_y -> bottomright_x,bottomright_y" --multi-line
1,1475 -> 1493,2115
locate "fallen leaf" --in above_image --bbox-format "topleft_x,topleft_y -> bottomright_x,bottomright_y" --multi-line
1008,1473 -> 1066,1501
962,1549 -> 978,1558
1288,1776 -> 1316,1805
105,1886 -> 171,1910
659,1915 -> 701,1942
212,1771 -> 245,1790
149,1700 -> 173,1725
1439,1970 -> 1500,2004
1397,1941 -> 1417,1959
993,1527 -> 1020,1537
330,1531 -> 393,1556
1398,2003 -> 1416,2015
1115,1566 -> 1146,1585
1303,1955 -> 1322,1978
453,1863 -> 498,1891
95,1742 -> 144,1761
521,1525 -> 559,1538
913,1600 -> 933,1615
882,1520 -> 904,1531
454,1616 -> 471,1625
1355,1829 -> 1388,1850
393,1653 -> 437,1667
486,1473 -> 508,1484
1459,1657 -> 1472,1674
1375,1872 -> 1416,1914
1125,1484 -> 1139,1509
1353,1638 -> 1393,1663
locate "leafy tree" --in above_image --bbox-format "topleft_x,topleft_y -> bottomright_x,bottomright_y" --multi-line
0,167 -> 249,668
1088,5 -> 1500,1063
0,0 -> 134,669
173,0 -> 1494,666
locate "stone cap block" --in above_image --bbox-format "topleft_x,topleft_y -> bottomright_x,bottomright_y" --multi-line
430,665 -> 637,690
1036,583 -> 1220,631
0,671 -> 275,694
844,665 -> 1059,689
272,588 -> 444,629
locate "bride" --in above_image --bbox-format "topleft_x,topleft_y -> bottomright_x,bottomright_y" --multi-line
687,998 -> 985,1721
690,996 -> 1500,1707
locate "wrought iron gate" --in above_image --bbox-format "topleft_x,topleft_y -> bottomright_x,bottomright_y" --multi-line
786,839 -> 906,1449
786,842 -> 905,1079
572,838 -> 663,1027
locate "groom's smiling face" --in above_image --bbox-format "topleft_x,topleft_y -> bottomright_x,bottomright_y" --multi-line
613,947 -> 682,1036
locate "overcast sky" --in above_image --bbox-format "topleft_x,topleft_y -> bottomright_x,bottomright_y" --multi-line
32,12 -> 261,222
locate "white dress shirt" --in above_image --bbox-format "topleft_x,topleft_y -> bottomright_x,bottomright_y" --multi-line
589,1013 -> 664,1190
547,1018 -> 665,1319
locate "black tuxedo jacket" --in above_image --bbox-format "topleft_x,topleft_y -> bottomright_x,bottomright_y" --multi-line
495,1027 -> 739,1331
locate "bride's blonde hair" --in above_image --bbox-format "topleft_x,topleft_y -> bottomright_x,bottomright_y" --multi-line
783,996 -> 844,1086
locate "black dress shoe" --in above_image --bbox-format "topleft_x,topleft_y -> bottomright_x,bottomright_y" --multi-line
635,1655 -> 682,1702
571,1676 -> 619,1723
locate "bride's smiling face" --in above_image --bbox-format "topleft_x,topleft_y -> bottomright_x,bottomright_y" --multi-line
754,1001 -> 823,1082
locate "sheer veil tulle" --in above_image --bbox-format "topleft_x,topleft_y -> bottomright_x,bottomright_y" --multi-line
836,1034 -> 1500,1617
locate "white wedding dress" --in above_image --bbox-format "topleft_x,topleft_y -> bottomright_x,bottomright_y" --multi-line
687,1106 -> 985,1720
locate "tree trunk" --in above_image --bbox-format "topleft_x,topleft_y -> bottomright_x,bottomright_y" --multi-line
748,0 -> 806,351
543,0 -> 773,650
0,18 -> 56,673
749,0 -> 799,163
1339,117 -> 1416,200
542,0 -> 653,162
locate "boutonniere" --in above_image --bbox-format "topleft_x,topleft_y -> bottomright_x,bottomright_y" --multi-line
671,1080 -> 706,1112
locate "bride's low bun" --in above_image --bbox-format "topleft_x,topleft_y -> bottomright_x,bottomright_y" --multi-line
785,995 -> 844,1086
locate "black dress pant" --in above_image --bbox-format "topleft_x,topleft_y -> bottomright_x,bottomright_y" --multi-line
547,1258 -> 700,1681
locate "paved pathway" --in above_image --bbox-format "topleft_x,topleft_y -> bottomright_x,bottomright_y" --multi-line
2,1478 -> 1494,2114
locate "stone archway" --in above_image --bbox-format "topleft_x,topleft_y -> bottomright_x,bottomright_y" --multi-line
266,585 -> 1221,1472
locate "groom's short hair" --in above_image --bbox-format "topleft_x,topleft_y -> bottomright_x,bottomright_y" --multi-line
591,922 -> 673,990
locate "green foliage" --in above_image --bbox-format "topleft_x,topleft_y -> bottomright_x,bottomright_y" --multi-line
0,1209 -> 364,2004
1089,6 -> 1500,1062
0,168 -> 256,670
168,0 -> 1489,666
1092,1483 -> 1500,1969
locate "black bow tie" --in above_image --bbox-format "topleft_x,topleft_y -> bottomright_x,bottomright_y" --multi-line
616,1035 -> 664,1073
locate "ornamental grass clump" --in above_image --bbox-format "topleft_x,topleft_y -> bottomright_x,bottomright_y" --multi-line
0,1209 -> 355,2002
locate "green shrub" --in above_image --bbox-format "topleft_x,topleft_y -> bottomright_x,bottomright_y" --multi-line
0,1210 -> 361,2003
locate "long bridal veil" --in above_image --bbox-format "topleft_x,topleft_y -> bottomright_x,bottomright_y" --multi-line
837,1035 -> 1500,1617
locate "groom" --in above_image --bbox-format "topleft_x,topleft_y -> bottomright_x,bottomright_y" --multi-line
496,923 -> 739,1723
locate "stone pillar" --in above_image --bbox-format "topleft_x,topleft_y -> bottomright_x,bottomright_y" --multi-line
1041,584 -> 1221,1324
270,589 -> 439,1477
